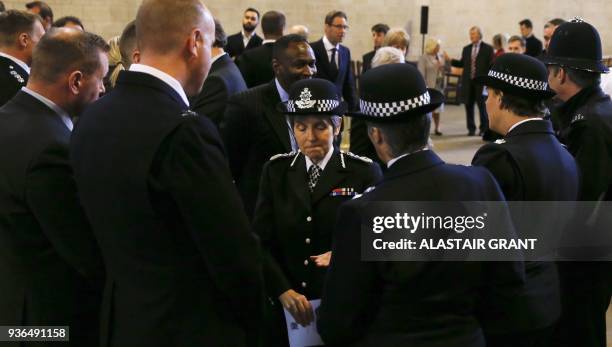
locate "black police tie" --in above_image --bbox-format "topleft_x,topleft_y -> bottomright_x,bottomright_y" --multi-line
330,48 -> 339,79
308,165 -> 322,193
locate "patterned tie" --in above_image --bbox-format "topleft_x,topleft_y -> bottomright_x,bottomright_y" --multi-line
330,48 -> 339,79
470,44 -> 478,79
308,165 -> 322,192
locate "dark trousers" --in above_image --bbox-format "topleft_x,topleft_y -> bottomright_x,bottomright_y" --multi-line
463,81 -> 488,133
485,325 -> 555,347
552,262 -> 612,347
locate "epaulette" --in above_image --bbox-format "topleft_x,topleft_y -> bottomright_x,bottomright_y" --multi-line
341,151 -> 373,164
352,186 -> 376,200
181,110 -> 199,118
570,113 -> 586,124
269,151 -> 298,161
494,139 -> 506,144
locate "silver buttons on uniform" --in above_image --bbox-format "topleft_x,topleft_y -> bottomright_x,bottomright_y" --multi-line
306,216 -> 312,222
304,260 -> 309,266
305,238 -> 311,244
301,282 -> 307,288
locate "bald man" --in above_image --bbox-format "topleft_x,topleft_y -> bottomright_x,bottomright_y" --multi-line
0,28 -> 107,346
70,1 -> 264,346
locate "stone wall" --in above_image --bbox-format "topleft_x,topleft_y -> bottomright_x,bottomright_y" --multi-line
4,0 -> 611,62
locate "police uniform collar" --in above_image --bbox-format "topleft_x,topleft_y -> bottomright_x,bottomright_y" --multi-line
117,70 -> 189,109
129,64 -> 190,107
0,52 -> 30,74
559,85 -> 603,120
305,146 -> 335,172
384,150 -> 444,181
506,118 -> 552,138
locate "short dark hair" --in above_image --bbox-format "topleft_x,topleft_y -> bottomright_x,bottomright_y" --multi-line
244,7 -> 259,18
508,35 -> 526,47
367,115 -> 431,157
490,88 -> 546,117
261,11 -> 285,37
273,34 -> 308,60
212,18 -> 227,48
52,16 -> 84,30
550,65 -> 601,89
371,23 -> 389,34
519,19 -> 533,29
0,2 -> 6,12
30,28 -> 110,83
0,10 -> 41,47
25,1 -> 53,20
548,18 -> 565,27
119,20 -> 137,67
324,10 -> 347,25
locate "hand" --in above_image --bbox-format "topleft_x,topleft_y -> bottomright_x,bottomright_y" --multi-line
279,289 -> 314,326
442,50 -> 450,61
310,251 -> 332,267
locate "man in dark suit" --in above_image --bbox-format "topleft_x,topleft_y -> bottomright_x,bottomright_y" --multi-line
70,1 -> 263,346
223,34 -> 316,219
310,10 -> 357,110
0,10 -> 45,107
519,19 -> 543,57
361,23 -> 389,73
541,19 -> 612,347
191,18 -> 246,128
225,7 -> 262,59
318,64 -> 524,347
453,26 -> 494,136
236,10 -> 284,88
472,54 -> 579,347
0,28 -> 107,347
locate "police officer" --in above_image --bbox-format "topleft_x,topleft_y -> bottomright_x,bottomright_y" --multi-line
253,78 -> 382,346
540,18 -> 612,347
472,53 -> 579,347
0,10 -> 45,106
317,63 -> 524,347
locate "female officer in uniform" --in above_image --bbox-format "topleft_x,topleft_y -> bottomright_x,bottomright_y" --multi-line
252,78 -> 382,345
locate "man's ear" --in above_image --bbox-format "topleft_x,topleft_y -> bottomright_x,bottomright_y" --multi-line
187,29 -> 202,58
272,58 -> 281,75
68,71 -> 83,95
17,33 -> 29,49
367,126 -> 383,145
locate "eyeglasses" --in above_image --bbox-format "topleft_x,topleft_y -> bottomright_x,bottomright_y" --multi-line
330,24 -> 349,30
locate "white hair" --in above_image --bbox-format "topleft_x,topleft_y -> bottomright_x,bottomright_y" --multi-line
371,46 -> 406,68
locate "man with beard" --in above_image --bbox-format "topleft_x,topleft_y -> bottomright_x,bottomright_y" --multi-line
226,7 -> 262,59
222,34 -> 316,219
0,28 -> 107,346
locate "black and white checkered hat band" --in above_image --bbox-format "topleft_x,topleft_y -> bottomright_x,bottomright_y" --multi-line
359,91 -> 431,117
488,70 -> 548,91
286,99 -> 340,112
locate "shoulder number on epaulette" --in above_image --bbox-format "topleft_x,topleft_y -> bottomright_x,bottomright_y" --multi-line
181,110 -> 199,118
494,139 -> 506,144
571,113 -> 585,124
341,151 -> 373,163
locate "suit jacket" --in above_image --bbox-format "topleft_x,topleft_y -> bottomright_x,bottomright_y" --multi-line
236,42 -> 274,88
456,42 -> 494,90
0,91 -> 104,346
226,32 -> 263,59
318,151 -> 525,347
71,71 -> 264,347
191,53 -> 247,128
472,119 -> 579,334
222,80 -> 293,219
525,35 -> 543,57
0,56 -> 28,107
311,38 -> 358,110
362,50 -> 376,73
253,150 -> 382,299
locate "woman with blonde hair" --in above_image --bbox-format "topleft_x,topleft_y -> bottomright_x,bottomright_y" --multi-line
417,37 -> 448,135
383,28 -> 410,57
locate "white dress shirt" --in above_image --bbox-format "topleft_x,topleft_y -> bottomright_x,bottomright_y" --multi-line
305,145 -> 334,172
0,52 -> 30,74
323,36 -> 340,67
242,30 -> 255,48
275,78 -> 299,151
22,87 -> 73,131
129,64 -> 189,107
